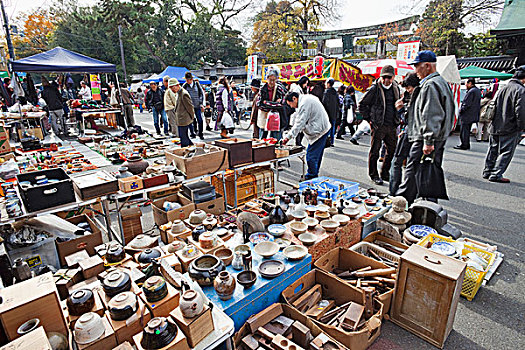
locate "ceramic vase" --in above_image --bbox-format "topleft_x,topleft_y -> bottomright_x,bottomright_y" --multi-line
123,155 -> 149,175
232,251 -> 244,270
179,290 -> 204,318
213,271 -> 236,301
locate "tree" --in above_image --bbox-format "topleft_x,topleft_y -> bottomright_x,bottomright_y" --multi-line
462,32 -> 505,57
12,9 -> 57,58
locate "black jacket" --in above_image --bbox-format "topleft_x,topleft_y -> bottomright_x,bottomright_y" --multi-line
459,86 -> 481,124
358,80 -> 400,129
146,88 -> 164,111
41,85 -> 63,111
491,78 -> 525,136
322,87 -> 339,121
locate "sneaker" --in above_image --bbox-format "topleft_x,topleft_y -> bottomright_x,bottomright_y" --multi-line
489,177 -> 510,183
350,139 -> 359,145
372,178 -> 384,185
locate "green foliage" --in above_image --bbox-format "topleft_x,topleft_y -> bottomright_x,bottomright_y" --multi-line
461,32 -> 505,57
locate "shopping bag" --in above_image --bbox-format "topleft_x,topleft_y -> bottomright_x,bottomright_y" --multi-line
265,111 -> 280,131
221,111 -> 235,129
415,153 -> 448,200
346,105 -> 355,124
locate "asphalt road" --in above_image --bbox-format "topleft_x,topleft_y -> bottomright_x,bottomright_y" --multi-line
134,111 -> 524,349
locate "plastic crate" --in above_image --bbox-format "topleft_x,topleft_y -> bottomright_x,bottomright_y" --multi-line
417,233 -> 496,301
212,172 -> 256,207
299,176 -> 359,202
350,241 -> 400,265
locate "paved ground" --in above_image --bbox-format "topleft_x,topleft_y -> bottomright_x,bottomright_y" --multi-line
133,111 -> 524,349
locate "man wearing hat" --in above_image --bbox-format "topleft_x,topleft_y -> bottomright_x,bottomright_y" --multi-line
358,65 -> 401,185
164,78 -> 179,137
171,79 -> 195,147
249,78 -> 261,139
396,50 -> 455,204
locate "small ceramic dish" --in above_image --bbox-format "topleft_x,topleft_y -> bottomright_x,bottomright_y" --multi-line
214,248 -> 234,266
377,192 -> 388,199
290,210 -> 307,221
298,232 -> 317,246
314,211 -> 330,221
254,241 -> 280,258
283,245 -> 308,260
304,205 -> 317,216
343,208 -> 360,219
331,214 -> 351,226
367,188 -> 378,196
290,221 -> 308,235
364,198 -> 377,206
237,270 -> 257,288
274,237 -> 291,249
316,204 -> 330,212
408,225 -> 437,239
320,220 -> 339,233
352,197 -> 363,203
328,207 -> 338,216
302,217 -> 319,230
258,260 -> 285,278
267,224 -> 286,237
249,232 -> 274,244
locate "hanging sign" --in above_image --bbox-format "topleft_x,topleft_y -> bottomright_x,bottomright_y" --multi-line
247,55 -> 258,83
397,41 -> 420,61
89,74 -> 101,101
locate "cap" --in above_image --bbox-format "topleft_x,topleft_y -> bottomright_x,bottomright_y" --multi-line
250,78 -> 261,89
409,50 -> 437,65
380,65 -> 395,78
168,78 -> 179,87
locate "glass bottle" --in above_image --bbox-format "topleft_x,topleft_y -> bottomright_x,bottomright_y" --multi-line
269,196 -> 287,225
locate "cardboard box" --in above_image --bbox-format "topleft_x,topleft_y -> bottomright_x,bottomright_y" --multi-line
170,305 -> 213,347
68,277 -> 101,294
314,247 -> 394,316
0,138 -> 11,155
64,250 -> 90,268
78,255 -> 105,279
106,298 -> 151,344
56,215 -> 104,267
165,146 -> 229,179
139,283 -> 180,318
68,289 -> 105,329
76,315 -> 117,350
0,326 -> 52,350
18,126 -> 44,140
133,319 -> 190,350
178,193 -> 225,216
152,193 -> 195,227
282,269 -> 383,350
112,342 -> 134,350
118,176 -> 144,193
0,273 -> 68,341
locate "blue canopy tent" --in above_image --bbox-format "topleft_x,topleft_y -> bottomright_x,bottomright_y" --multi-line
142,66 -> 211,84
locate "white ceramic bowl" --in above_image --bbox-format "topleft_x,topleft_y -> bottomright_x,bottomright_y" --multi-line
283,245 -> 308,260
332,214 -> 350,226
291,210 -> 307,221
254,241 -> 279,258
290,221 -> 308,235
298,232 -> 317,246
74,312 -> 105,345
302,217 -> 319,230
320,220 -> 339,232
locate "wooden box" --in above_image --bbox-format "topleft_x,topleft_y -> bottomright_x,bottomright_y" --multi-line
251,140 -> 276,163
133,320 -> 190,350
121,207 -> 143,243
76,315 -> 117,350
214,138 -> 252,167
165,146 -> 229,179
178,193 -> 225,216
65,250 -> 90,268
118,176 -> 144,193
54,268 -> 82,300
106,298 -> 151,344
0,326 -> 52,350
72,170 -> 118,200
112,342 -> 134,350
143,173 -> 169,188
147,184 -> 181,200
175,247 -> 202,272
170,304 -> 213,347
152,193 -> 195,227
56,215 -> 103,267
390,244 -> 466,349
18,126 -> 44,140
139,283 -> 180,318
0,273 -> 68,341
78,255 -> 105,279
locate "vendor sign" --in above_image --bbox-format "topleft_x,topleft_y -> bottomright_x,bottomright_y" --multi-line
331,59 -> 374,92
397,41 -> 420,61
90,74 -> 101,101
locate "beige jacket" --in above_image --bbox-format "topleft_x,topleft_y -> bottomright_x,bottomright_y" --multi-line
175,88 -> 195,126
164,88 -> 177,111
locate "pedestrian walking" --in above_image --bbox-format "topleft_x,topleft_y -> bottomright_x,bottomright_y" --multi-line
396,50 -> 455,204
164,78 -> 179,137
183,72 -> 205,140
455,78 -> 481,150
119,82 -> 135,129
172,80 -> 195,147
482,66 -> 525,183
136,88 -> 145,113
205,88 -> 215,131
109,82 -> 119,108
145,81 -> 169,135
41,78 -> 65,136
282,92 -> 331,180
476,89 -> 494,142
215,76 -> 235,138
389,73 -> 420,196
358,65 -> 400,185
337,86 -> 357,140
257,67 -> 287,140
322,78 -> 340,147
249,78 -> 261,139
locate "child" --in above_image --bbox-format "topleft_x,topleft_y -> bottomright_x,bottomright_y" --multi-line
203,101 -> 212,132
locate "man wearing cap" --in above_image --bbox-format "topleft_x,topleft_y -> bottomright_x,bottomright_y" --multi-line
396,50 -> 455,204
358,65 -> 401,185
172,80 -> 195,147
164,78 -> 179,137
145,81 -> 169,136
182,72 -> 205,139
249,78 -> 261,139
482,66 -> 525,183
455,78 -> 481,150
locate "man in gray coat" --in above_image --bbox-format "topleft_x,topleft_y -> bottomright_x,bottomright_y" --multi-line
455,78 -> 481,150
396,51 -> 455,204
483,66 -> 525,183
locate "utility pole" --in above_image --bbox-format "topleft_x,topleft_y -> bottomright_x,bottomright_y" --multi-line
0,0 -> 15,67
118,25 -> 127,84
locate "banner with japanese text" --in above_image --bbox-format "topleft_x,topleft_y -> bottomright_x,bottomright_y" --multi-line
331,60 -> 374,92
247,55 -> 258,83
89,74 -> 101,101
397,41 -> 420,61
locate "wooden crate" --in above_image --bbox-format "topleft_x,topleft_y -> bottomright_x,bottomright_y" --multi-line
390,245 -> 466,349
118,176 -> 144,193
214,138 -> 252,167
212,172 -> 256,207
170,305 -> 213,347
0,326 -> 52,350
165,146 -> 228,179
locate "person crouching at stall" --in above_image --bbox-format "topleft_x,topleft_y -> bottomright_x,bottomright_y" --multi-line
282,92 -> 331,180
172,80 -> 195,147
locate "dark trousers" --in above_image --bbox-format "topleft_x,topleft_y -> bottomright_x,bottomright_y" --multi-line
296,132 -> 304,146
389,132 -> 412,195
396,140 -> 446,205
483,132 -> 520,180
369,125 -> 397,180
459,121 -> 472,149
329,119 -> 336,145
178,125 -> 194,147
193,108 -> 203,137
337,118 -> 355,137
306,132 -> 329,180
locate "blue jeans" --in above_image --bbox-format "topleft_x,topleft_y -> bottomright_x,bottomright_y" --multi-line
193,108 -> 203,136
306,132 -> 329,179
270,130 -> 282,140
178,125 -> 194,147
330,120 -> 336,145
139,104 -> 143,113
152,108 -> 168,134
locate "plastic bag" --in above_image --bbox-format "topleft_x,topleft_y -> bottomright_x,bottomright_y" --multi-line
265,111 -> 280,131
0,159 -> 19,180
346,105 -> 355,124
221,111 -> 235,129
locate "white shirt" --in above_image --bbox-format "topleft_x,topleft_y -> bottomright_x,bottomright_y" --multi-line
79,86 -> 92,100
285,94 -> 331,145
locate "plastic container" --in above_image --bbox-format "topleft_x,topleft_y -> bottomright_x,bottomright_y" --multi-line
417,233 -> 496,301
299,176 -> 359,202
7,237 -> 60,270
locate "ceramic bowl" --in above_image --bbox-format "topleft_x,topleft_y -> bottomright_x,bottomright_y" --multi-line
291,210 -> 307,221
298,232 -> 317,246
233,244 -> 251,255
74,312 -> 105,345
328,207 -> 338,216
367,188 -> 378,196
290,221 -> 308,235
236,270 -> 257,288
254,241 -> 279,258
302,217 -> 319,230
188,255 -> 225,286
267,224 -> 286,237
108,292 -> 138,321
214,248 -> 234,266
137,248 -> 162,264
167,240 -> 186,253
171,220 -> 186,234
128,234 -> 156,250
143,276 -> 168,302
67,289 -> 95,316
364,198 -> 377,206
189,209 -> 207,225
274,237 -> 291,249
141,317 -> 178,350
320,220 -> 339,232
304,205 -> 317,216
352,197 -> 363,203
314,211 -> 330,221
377,192 -> 388,199
332,214 -> 350,226
343,208 -> 360,219
249,232 -> 274,244
316,204 -> 330,212
102,270 -> 131,297
283,245 -> 308,260
106,243 -> 125,263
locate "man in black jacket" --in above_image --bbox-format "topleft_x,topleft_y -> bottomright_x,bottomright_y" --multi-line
358,65 -> 400,185
41,79 -> 65,136
322,78 -> 340,147
145,82 -> 169,135
483,66 -> 525,183
455,78 -> 481,150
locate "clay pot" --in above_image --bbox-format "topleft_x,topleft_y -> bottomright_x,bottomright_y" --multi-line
188,255 -> 225,286
67,289 -> 95,316
189,209 -> 207,225
198,232 -> 217,249
115,166 -> 133,179
123,155 -> 149,175
180,290 -> 204,318
202,214 -> 218,230
213,271 -> 236,301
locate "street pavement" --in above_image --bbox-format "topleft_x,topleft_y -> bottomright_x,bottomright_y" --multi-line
134,111 -> 524,349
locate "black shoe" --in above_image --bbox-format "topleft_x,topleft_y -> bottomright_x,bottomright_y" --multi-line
372,178 -> 384,185
206,126 -> 212,131
336,136 -> 344,140
489,176 -> 510,183
190,134 -> 196,138
453,145 -> 469,150
198,134 -> 204,140
381,175 -> 390,182
482,173 -> 490,179
350,139 -> 359,145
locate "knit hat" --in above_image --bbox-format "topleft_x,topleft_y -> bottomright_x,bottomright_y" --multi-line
267,66 -> 279,78
250,79 -> 261,89
168,78 -> 179,87
380,65 -> 395,78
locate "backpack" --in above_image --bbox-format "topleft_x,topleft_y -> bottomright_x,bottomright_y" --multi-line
484,98 -> 497,122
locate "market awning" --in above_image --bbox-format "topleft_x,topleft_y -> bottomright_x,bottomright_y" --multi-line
459,66 -> 513,79
142,66 -> 212,84
10,47 -> 117,73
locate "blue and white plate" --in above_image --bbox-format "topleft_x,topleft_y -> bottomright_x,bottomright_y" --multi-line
430,241 -> 456,256
267,224 -> 286,237
408,225 -> 437,239
249,232 -> 274,244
